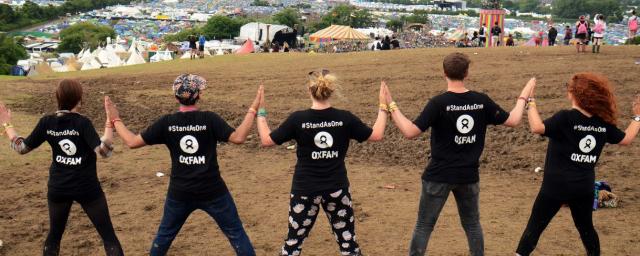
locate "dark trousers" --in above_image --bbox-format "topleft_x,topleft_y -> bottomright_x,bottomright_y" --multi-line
409,181 -> 483,256
281,188 -> 360,256
549,37 -> 556,46
44,193 -> 123,256
150,192 -> 255,256
516,192 -> 599,256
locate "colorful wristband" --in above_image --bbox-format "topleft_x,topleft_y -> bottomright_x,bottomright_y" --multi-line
379,104 -> 389,112
517,97 -> 527,102
389,102 -> 399,112
257,108 -> 267,117
248,108 -> 257,116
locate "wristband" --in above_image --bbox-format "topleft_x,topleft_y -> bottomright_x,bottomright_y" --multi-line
379,104 -> 389,112
257,108 -> 267,117
527,97 -> 535,103
2,123 -> 14,135
388,102 -> 399,113
110,119 -> 122,127
517,97 -> 527,102
248,108 -> 257,116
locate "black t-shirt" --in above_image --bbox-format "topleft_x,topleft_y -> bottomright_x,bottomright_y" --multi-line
413,91 -> 509,184
24,113 -> 102,196
270,108 -> 373,195
141,111 -> 235,201
540,109 -> 625,199
491,26 -> 502,36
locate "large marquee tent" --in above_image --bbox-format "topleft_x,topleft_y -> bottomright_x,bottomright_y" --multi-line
309,25 -> 370,42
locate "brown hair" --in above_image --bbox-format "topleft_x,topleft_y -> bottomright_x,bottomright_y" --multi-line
308,70 -> 336,101
568,73 -> 618,125
443,52 -> 470,81
56,79 -> 83,111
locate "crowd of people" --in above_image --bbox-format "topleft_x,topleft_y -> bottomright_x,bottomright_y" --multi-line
1,51 -> 640,256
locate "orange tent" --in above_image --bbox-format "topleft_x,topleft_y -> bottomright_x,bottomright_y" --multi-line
236,39 -> 255,54
309,25 -> 370,42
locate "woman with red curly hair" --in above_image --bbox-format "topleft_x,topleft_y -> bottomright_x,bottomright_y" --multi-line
515,73 -> 640,256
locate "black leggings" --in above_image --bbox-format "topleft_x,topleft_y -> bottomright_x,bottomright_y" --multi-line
44,193 -> 123,256
516,192 -> 599,256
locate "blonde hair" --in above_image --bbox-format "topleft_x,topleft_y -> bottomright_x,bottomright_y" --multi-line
308,72 -> 336,101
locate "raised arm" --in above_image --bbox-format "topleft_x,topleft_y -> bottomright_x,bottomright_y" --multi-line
0,102 -> 32,154
526,83 -> 545,135
368,82 -> 389,142
256,88 -> 276,147
503,78 -> 536,127
385,84 -> 422,139
228,86 -> 262,144
105,96 -> 147,149
618,95 -> 640,146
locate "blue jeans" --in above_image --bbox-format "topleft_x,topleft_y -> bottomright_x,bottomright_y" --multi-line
409,181 -> 484,256
150,192 -> 255,256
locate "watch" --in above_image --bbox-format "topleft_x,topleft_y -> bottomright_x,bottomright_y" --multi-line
633,116 -> 640,122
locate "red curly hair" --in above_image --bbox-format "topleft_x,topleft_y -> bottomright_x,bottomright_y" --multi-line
568,73 -> 618,125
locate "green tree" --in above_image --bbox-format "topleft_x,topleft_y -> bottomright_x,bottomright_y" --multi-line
404,10 -> 430,24
202,15 -> 246,39
502,1 -> 515,10
20,1 -> 44,19
386,19 -> 404,32
58,22 -> 116,53
519,0 -> 540,13
0,4 -> 16,24
272,8 -> 300,28
164,27 -> 203,42
552,0 -> 622,21
0,34 -> 28,75
318,4 -> 374,29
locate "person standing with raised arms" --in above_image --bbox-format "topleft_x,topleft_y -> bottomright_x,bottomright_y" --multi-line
256,70 -> 388,256
384,52 -> 534,256
515,73 -> 640,256
104,74 -> 261,256
0,79 -> 124,256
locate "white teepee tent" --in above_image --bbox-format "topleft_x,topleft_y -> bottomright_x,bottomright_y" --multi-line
125,49 -> 146,66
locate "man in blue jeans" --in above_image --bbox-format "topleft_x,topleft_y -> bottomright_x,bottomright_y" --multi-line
384,52 -> 534,255
105,74 -> 263,255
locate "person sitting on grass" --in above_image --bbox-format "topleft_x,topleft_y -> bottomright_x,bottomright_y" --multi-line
255,70 -> 388,256
384,52 -> 534,256
104,74 -> 261,256
515,73 -> 640,256
0,79 -> 124,256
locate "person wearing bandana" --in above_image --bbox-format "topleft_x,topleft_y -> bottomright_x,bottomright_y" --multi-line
104,74 -> 262,256
384,53 -> 534,256
256,70 -> 389,256
515,73 -> 640,256
0,80 -> 123,256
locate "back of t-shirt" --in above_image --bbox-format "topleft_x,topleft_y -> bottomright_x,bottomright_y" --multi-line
141,111 -> 235,201
541,109 -> 625,197
413,91 -> 509,184
270,108 -> 372,195
24,113 -> 101,195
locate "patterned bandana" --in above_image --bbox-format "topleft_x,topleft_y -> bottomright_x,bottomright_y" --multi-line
173,74 -> 207,103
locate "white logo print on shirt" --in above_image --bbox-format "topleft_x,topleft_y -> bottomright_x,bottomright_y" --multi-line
578,135 -> 596,153
314,131 -> 334,149
456,115 -> 475,134
180,135 -> 199,154
58,139 -> 77,156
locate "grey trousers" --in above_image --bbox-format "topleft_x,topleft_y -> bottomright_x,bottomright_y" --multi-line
409,180 -> 484,256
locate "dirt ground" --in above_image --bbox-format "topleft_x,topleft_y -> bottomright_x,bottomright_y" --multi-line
1,46 -> 639,256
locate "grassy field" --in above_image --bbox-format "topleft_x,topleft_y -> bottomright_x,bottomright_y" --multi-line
1,46 -> 640,255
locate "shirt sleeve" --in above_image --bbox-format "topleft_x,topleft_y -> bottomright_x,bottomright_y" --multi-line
605,124 -> 626,144
23,116 -> 48,149
413,100 -> 440,132
484,95 -> 510,125
141,115 -> 168,145
542,111 -> 565,139
210,112 -> 235,143
81,118 -> 101,150
348,112 -> 373,143
270,113 -> 297,145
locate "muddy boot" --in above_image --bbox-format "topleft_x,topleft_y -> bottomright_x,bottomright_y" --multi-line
43,243 -> 60,256
597,45 -> 601,53
592,45 -> 596,53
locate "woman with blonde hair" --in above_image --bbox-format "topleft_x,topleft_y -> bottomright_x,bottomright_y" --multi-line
515,73 -> 640,256
0,79 -> 124,256
256,70 -> 388,256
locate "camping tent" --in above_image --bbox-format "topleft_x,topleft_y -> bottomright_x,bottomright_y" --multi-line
126,49 -> 146,66
309,25 -> 370,42
238,23 -> 298,47
235,40 -> 255,54
81,57 -> 102,70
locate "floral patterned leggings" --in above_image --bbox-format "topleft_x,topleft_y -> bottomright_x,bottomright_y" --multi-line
281,188 -> 361,256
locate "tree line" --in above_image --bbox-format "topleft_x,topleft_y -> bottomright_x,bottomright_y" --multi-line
0,0 -> 134,32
